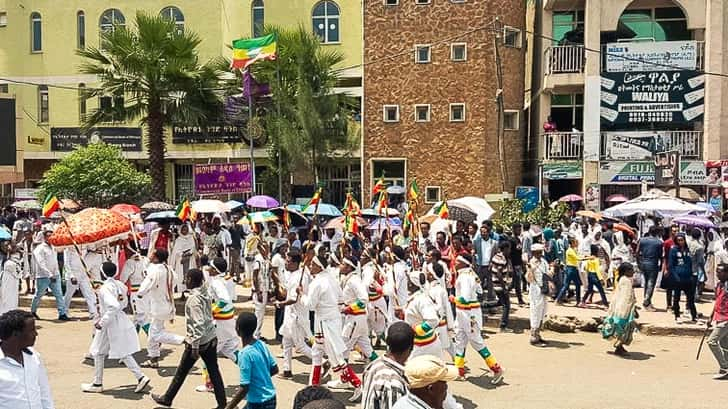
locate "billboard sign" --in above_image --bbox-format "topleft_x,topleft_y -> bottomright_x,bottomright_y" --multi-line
604,41 -> 697,72
51,127 -> 142,152
194,162 -> 253,195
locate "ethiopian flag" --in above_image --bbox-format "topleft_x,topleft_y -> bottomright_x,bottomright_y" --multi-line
232,33 -> 277,69
42,194 -> 60,218
376,191 -> 389,214
343,192 -> 361,216
344,214 -> 359,234
435,200 -> 449,219
408,179 -> 420,201
372,176 -> 386,196
176,198 -> 192,222
303,188 -> 322,213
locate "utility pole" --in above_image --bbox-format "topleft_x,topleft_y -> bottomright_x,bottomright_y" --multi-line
493,18 -> 508,194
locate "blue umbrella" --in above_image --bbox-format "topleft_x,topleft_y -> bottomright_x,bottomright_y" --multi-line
226,200 -> 245,210
302,203 -> 342,217
286,204 -> 303,212
0,228 -> 11,241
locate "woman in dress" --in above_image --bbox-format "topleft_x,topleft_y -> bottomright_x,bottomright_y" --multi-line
601,262 -> 638,356
170,223 -> 198,295
0,243 -> 22,314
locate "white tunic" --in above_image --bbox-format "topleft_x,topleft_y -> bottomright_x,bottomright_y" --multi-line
137,263 -> 175,321
89,278 -> 141,359
0,255 -> 21,314
279,268 -> 311,339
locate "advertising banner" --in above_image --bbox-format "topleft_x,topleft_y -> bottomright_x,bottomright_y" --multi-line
704,160 -> 728,185
654,151 -> 680,187
173,125 -> 244,144
604,41 -> 698,72
599,161 -> 704,185
585,184 -> 600,211
515,186 -> 539,213
194,162 -> 253,195
601,131 -> 680,160
50,127 -> 142,152
600,71 -> 705,125
543,161 -> 582,180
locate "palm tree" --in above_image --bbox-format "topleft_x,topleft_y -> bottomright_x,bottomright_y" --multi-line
78,12 -> 225,200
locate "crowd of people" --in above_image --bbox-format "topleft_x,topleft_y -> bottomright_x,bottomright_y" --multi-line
0,203 -> 727,409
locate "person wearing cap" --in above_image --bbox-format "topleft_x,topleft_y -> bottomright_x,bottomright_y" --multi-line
298,254 -> 362,402
82,262 -> 150,394
391,355 -> 458,409
452,254 -> 504,384
361,249 -> 388,346
404,269 -> 442,359
337,255 -> 377,371
526,243 -> 550,346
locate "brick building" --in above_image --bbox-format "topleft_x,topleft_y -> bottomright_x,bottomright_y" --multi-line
362,0 -> 527,206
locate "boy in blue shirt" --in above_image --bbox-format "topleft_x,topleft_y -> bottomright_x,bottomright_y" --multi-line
226,312 -> 278,409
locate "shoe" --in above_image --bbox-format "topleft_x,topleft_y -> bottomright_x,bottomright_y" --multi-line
321,361 -> 331,380
195,385 -> 213,393
499,327 -> 514,334
32,312 -> 40,320
490,369 -> 505,385
349,387 -> 362,402
141,358 -> 159,369
58,314 -> 71,321
81,383 -> 103,393
151,393 -> 171,407
326,379 -> 352,390
277,370 -> 293,379
614,345 -> 628,356
675,317 -> 682,325
644,305 -> 658,312
134,375 -> 150,393
577,303 -> 586,308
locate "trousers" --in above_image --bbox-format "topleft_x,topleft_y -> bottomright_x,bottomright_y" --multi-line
63,277 -> 97,316
147,318 -> 184,358
162,339 -> 226,408
707,325 -> 728,370
556,266 -> 581,303
582,273 -> 608,305
93,354 -> 142,385
640,263 -> 659,307
672,280 -> 697,320
253,291 -> 268,339
31,277 -> 66,316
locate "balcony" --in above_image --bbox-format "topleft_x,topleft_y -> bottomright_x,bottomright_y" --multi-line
545,45 -> 585,75
600,130 -> 703,160
543,131 -> 583,161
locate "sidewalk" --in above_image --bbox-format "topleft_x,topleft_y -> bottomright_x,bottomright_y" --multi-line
22,284 -> 714,337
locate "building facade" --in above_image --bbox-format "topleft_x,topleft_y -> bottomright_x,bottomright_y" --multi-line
530,0 -> 728,209
362,0 -> 527,206
0,0 -> 362,203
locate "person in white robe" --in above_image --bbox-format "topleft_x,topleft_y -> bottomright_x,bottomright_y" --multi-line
119,245 -> 150,332
62,248 -> 97,318
526,244 -> 550,346
0,244 -> 22,314
170,223 -> 197,295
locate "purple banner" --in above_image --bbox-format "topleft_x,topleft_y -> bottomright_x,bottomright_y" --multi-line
194,162 -> 252,195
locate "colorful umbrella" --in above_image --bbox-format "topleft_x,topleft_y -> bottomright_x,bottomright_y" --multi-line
48,208 -> 133,249
605,194 -> 629,203
191,199 -> 230,213
302,203 -> 342,217
237,211 -> 279,225
323,215 -> 368,230
613,223 -> 636,238
386,185 -> 406,195
673,215 -> 716,229
144,211 -> 183,224
141,201 -> 174,211
558,194 -> 583,202
246,195 -> 280,209
269,207 -> 308,227
576,210 -> 602,220
110,203 -> 141,215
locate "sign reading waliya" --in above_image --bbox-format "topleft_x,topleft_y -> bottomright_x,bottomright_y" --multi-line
600,71 -> 704,125
604,41 -> 698,72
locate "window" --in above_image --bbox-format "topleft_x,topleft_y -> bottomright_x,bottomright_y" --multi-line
504,110 -> 519,130
160,6 -> 184,34
372,160 -> 406,187
0,84 -> 8,93
312,1 -> 340,44
252,0 -> 265,37
30,12 -> 41,52
383,105 -> 399,122
100,9 -> 125,33
99,94 -> 124,122
451,43 -> 467,61
450,103 -> 465,122
38,85 -> 49,123
174,164 -> 194,200
550,93 -> 583,131
0,12 -> 7,27
384,0 -> 399,5
77,11 -> 85,49
503,26 -> 521,48
415,44 -> 431,63
552,10 -> 584,45
414,104 -> 430,122
78,84 -> 87,120
425,186 -> 441,203
616,7 -> 688,41
415,0 -> 431,4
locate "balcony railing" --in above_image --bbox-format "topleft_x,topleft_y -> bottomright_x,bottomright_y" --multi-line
543,131 -> 583,160
545,45 -> 585,75
600,130 -> 703,160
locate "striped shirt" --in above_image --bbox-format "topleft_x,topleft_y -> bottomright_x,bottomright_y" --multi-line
361,356 -> 408,409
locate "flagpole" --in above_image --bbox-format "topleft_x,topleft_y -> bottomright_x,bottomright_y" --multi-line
276,57 -> 283,201
245,68 -> 257,194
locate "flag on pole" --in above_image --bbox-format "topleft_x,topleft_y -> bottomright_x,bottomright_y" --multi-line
42,194 -> 60,218
372,176 -> 386,196
175,198 -> 192,222
282,207 -> 291,230
303,188 -> 322,213
343,192 -> 361,216
231,33 -> 277,69
377,191 -> 389,214
344,214 -> 359,234
408,179 -> 420,201
435,200 -> 449,219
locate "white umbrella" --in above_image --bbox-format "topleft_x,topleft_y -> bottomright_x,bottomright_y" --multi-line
191,199 -> 230,214
362,207 -> 400,218
602,193 -> 709,218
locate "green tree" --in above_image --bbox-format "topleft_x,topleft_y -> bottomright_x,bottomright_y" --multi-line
38,143 -> 151,207
78,12 -> 227,200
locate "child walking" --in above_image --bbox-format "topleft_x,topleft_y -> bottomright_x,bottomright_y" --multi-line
706,264 -> 728,379
225,312 -> 278,409
601,262 -> 638,356
580,244 -> 609,308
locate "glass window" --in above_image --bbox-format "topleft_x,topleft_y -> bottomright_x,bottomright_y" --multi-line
616,7 -> 688,41
450,103 -> 465,122
550,93 -> 583,131
504,111 -> 519,130
425,186 -> 441,203
160,6 -> 184,33
78,83 -> 86,121
1,12 -> 8,27
30,12 -> 41,52
504,26 -> 521,48
0,84 -> 8,93
383,105 -> 399,122
451,43 -> 467,61
77,11 -> 86,49
415,45 -> 431,63
312,1 -> 340,43
252,0 -> 264,37
174,164 -> 194,201
414,105 -> 430,122
100,9 -> 125,33
372,160 -> 405,187
38,85 -> 49,123
552,10 -> 584,45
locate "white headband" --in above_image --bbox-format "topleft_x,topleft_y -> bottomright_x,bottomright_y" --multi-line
343,257 -> 357,269
330,253 -> 341,266
312,256 -> 325,270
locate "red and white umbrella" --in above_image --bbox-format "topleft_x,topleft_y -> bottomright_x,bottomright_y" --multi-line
49,208 -> 133,250
558,194 -> 583,202
110,203 -> 141,215
605,194 -> 629,203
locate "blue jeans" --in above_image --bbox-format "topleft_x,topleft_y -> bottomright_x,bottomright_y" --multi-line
31,277 -> 67,316
556,266 -> 581,303
640,262 -> 659,307
246,397 -> 276,409
582,273 -> 608,306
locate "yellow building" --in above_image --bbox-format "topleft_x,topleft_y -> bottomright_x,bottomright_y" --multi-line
0,0 -> 362,201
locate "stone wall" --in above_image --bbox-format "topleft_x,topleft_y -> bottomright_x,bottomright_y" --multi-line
362,0 -> 527,204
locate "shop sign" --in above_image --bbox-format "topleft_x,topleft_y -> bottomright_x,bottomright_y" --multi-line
704,160 -> 728,185
543,161 -> 582,180
50,127 -> 142,152
601,131 -> 684,160
194,162 -> 252,195
604,41 -> 697,72
599,161 -> 705,185
172,124 -> 244,144
600,71 -> 704,125
14,188 -> 40,200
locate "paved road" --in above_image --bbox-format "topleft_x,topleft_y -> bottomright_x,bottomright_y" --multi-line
32,304 -> 724,409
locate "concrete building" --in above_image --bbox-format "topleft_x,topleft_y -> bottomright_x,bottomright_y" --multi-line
362,0 -> 527,206
529,0 -> 728,209
0,93 -> 23,196
0,0 -> 362,203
